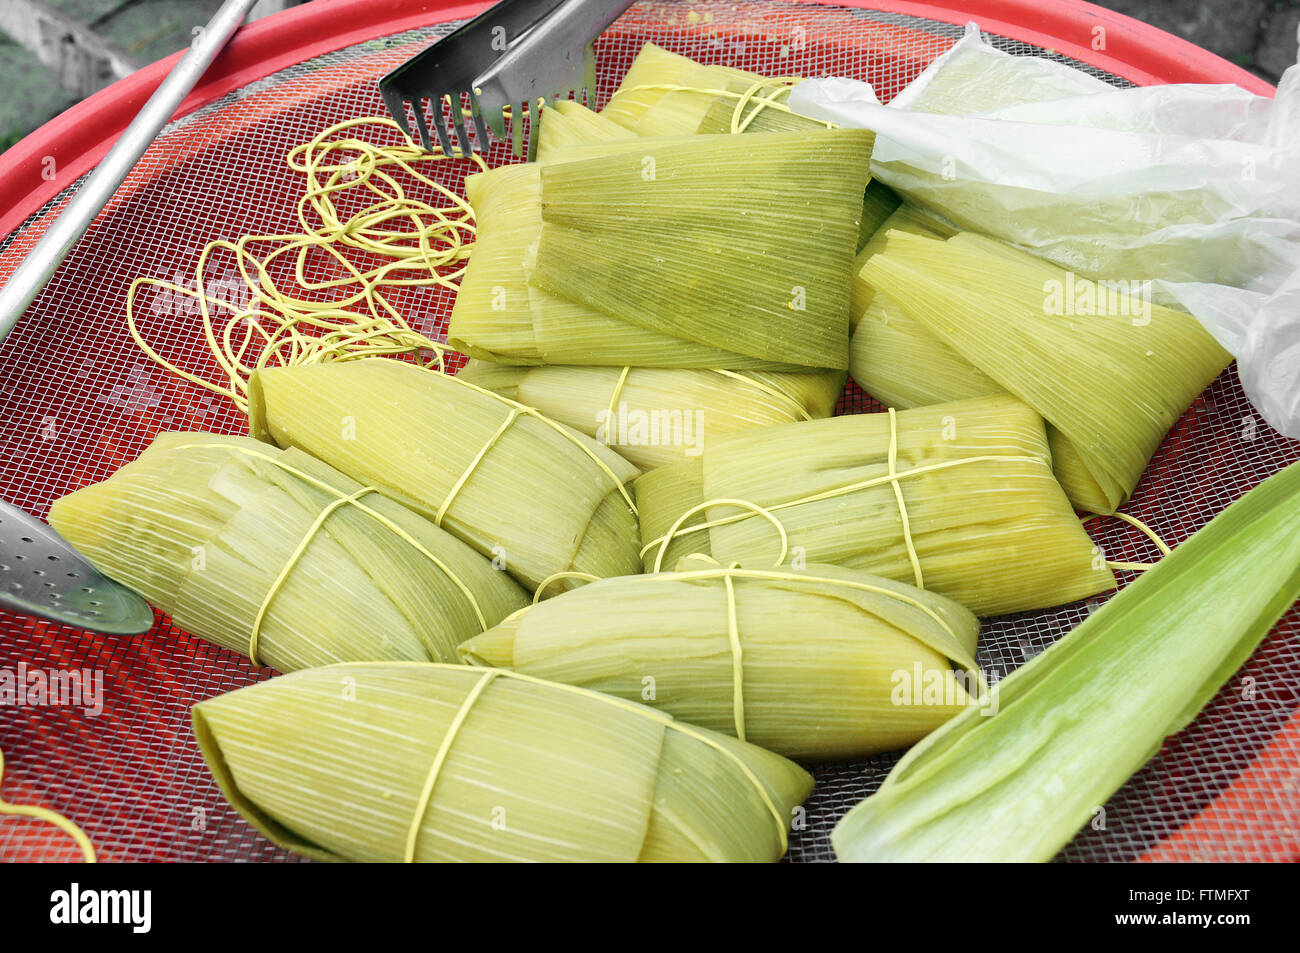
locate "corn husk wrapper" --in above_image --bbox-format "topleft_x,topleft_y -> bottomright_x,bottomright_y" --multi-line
449,158 -> 782,368
833,458 -> 1300,862
858,230 -> 1232,513
454,359 -> 530,401
532,129 -> 873,370
536,99 -> 636,162
633,459 -> 707,571
194,661 -> 812,862
461,561 -> 981,760
513,365 -> 845,469
637,393 -> 1115,616
633,63 -> 765,137
600,42 -> 700,130
47,433 -> 526,671
248,359 -> 641,594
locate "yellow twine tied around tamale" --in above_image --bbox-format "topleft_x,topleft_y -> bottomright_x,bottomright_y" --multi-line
436,407 -> 521,526
374,661 -> 790,860
170,442 -> 492,665
0,748 -> 95,863
645,410 -> 1044,576
616,78 -> 834,134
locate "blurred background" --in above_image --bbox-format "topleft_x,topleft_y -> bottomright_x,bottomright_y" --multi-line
0,0 -> 1297,150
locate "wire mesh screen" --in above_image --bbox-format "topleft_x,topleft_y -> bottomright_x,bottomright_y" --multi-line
0,0 -> 1296,863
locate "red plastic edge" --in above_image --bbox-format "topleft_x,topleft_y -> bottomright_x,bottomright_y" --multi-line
0,0 -> 496,240
0,0 -> 1278,241
0,0 -> 1291,862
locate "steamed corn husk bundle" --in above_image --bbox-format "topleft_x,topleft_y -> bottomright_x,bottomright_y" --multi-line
449,157 -> 781,368
194,661 -> 812,862
535,99 -> 636,162
454,359 -> 529,401
460,561 -> 982,760
511,365 -> 846,469
600,42 -> 700,130
636,393 -> 1115,616
833,458 -> 1300,862
531,129 -> 873,370
856,229 -> 1232,514
46,433 -> 526,671
633,459 -> 707,571
632,63 -> 766,137
247,359 -> 641,594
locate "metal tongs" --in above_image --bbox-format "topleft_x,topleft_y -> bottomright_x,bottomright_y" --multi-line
380,0 -> 636,160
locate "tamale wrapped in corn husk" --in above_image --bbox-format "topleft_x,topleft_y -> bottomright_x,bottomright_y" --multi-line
632,63 -> 765,137
513,365 -> 845,469
833,458 -> 1300,862
859,229 -> 1232,513
633,459 -> 707,571
535,98 -> 636,162
600,42 -> 700,130
194,661 -> 812,862
636,393 -> 1115,616
531,129 -> 873,370
47,433 -> 526,671
453,359 -> 529,401
449,157 -> 783,368
247,359 -> 642,595
460,560 -> 982,760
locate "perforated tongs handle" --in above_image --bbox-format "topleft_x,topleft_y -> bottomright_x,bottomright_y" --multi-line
0,0 -> 261,346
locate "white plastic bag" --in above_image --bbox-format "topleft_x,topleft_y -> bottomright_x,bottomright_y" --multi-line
789,24 -> 1300,437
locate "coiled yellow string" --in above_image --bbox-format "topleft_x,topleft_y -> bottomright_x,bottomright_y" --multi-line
127,116 -> 488,412
0,748 -> 96,862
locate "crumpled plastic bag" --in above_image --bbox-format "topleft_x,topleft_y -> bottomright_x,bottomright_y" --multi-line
788,23 -> 1300,438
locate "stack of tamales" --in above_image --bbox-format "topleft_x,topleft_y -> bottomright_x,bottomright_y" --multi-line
634,393 -> 1115,616
194,662 -> 812,862
461,561 -> 982,760
48,433 -> 527,671
248,359 -> 642,595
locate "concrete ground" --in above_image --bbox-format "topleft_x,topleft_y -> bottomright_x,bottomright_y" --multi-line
0,0 -> 1297,149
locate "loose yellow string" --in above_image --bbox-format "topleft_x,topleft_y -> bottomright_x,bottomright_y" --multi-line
127,116 -> 488,412
248,485 -> 378,667
642,451 -> 1046,564
436,407 -> 521,526
404,668 -> 502,863
171,442 -> 490,638
336,661 -> 789,854
0,748 -> 95,862
1082,510 -> 1174,571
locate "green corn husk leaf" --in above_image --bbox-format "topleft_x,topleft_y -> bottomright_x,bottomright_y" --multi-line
633,459 -> 707,571
513,365 -> 845,469
47,433 -> 526,672
633,63 -> 766,137
860,229 -> 1231,513
532,129 -> 873,370
833,458 -> 1300,862
454,359 -> 530,401
600,42 -> 701,130
638,393 -> 1115,616
850,203 -> 955,327
194,661 -> 812,862
536,99 -> 637,163
460,561 -> 981,760
248,359 -> 641,595
450,158 -> 788,369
